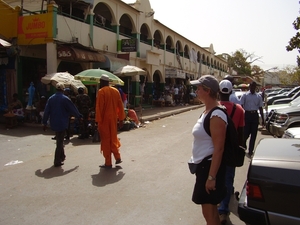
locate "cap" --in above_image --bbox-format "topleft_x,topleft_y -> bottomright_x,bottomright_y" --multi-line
64,87 -> 71,91
190,75 -> 219,93
56,82 -> 65,90
219,80 -> 233,94
100,74 -> 110,81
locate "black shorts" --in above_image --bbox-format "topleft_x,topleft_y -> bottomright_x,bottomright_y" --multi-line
192,160 -> 226,205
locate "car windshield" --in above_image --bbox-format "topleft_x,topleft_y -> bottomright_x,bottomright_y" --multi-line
290,96 -> 300,106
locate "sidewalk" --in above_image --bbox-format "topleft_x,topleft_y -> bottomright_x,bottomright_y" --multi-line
137,103 -> 204,122
0,103 -> 204,128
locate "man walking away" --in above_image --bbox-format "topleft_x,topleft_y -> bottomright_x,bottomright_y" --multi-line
240,81 -> 264,156
223,75 -> 240,104
43,82 -> 82,167
76,87 -> 91,139
95,75 -> 126,168
218,80 -> 245,224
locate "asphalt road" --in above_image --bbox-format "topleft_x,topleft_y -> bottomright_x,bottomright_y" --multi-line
0,108 -> 272,225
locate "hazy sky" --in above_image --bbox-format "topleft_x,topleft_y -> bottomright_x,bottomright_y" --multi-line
122,0 -> 299,71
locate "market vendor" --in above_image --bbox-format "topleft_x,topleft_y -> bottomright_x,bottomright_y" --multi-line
8,93 -> 23,111
127,106 -> 140,127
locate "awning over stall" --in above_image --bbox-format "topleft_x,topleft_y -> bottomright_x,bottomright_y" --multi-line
57,46 -> 106,62
0,38 -> 11,47
94,54 -> 129,72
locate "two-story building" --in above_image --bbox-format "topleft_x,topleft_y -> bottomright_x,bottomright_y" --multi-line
0,0 -> 228,108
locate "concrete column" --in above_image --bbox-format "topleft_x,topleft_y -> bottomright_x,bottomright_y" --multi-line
46,42 -> 57,74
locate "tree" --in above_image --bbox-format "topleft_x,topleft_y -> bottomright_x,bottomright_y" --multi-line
286,2 -> 300,67
279,66 -> 300,85
227,49 -> 263,76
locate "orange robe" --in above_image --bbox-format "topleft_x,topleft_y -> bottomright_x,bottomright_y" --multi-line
95,86 -> 126,166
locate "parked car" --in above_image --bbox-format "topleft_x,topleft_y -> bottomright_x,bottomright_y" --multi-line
272,90 -> 300,105
264,88 -> 281,97
262,96 -> 300,122
238,138 -> 300,225
266,86 -> 300,105
266,104 -> 300,137
282,127 -> 300,138
267,88 -> 291,97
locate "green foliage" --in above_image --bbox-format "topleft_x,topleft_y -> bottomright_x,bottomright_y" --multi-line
286,4 -> 300,67
279,66 -> 300,85
227,49 -> 262,76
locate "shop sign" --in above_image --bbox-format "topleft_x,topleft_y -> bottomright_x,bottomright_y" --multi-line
57,46 -> 105,62
165,68 -> 185,79
18,13 -> 53,45
121,38 -> 137,52
57,47 -> 73,59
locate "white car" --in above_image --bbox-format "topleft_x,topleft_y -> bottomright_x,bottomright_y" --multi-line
282,127 -> 300,139
262,96 -> 300,123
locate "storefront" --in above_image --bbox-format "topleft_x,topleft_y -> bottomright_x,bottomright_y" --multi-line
0,38 -> 17,112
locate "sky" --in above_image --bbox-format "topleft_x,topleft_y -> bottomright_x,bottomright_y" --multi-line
122,0 -> 299,71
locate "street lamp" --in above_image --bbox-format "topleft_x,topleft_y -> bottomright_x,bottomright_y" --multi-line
262,67 -> 278,87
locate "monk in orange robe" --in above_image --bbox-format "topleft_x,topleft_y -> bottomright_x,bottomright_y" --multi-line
95,75 -> 125,168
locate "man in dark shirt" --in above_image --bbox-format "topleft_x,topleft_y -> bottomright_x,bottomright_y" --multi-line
43,82 -> 82,167
76,87 -> 91,139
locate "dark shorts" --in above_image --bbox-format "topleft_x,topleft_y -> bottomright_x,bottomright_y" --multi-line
192,160 -> 226,205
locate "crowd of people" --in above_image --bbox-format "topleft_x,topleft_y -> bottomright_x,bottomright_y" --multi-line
151,82 -> 197,106
40,74 -> 142,169
3,73 -> 266,224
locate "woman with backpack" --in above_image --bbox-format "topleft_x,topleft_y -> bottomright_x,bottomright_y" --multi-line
189,75 -> 227,225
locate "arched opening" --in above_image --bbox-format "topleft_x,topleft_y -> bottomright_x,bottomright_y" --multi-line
93,3 -> 114,30
119,14 -> 134,38
154,30 -> 163,49
184,45 -> 189,59
166,36 -> 174,52
140,23 -> 151,45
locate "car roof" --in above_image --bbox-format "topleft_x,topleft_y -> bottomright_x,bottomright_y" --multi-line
254,138 -> 300,163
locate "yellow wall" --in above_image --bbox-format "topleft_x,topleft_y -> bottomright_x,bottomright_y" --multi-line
0,1 -> 19,40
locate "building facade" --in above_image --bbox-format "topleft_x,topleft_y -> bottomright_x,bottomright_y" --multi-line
0,0 -> 228,107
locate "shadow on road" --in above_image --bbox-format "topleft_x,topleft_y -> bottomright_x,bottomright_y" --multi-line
91,166 -> 125,187
35,165 -> 79,179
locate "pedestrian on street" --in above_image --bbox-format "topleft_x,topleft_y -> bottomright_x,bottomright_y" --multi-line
76,87 -> 91,139
240,81 -> 264,156
42,82 -> 82,167
95,75 -> 126,169
223,75 -> 240,104
218,80 -> 245,224
189,75 -> 227,225
173,85 -> 179,105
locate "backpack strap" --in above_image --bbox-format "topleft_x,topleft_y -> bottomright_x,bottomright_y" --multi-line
203,106 -> 227,136
229,103 -> 236,119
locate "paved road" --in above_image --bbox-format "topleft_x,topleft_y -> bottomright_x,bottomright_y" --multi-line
0,107 -> 272,225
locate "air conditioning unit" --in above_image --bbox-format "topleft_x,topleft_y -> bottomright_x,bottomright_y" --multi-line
103,44 -> 108,51
72,37 -> 78,43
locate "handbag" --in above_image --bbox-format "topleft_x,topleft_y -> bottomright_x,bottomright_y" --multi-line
188,154 -> 213,174
188,158 -> 198,174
